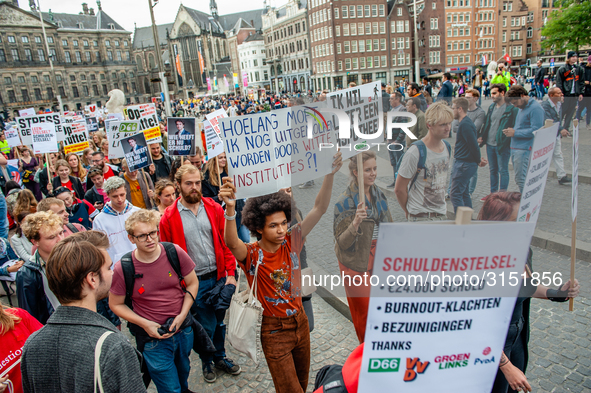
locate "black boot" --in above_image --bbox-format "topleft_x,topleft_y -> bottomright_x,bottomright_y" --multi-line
387,168 -> 396,188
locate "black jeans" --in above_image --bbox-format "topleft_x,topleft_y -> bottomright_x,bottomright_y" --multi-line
491,317 -> 526,393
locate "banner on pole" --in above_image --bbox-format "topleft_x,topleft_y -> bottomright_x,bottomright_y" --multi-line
326,81 -> 383,160
17,114 -> 63,145
63,121 -> 90,155
18,108 -> 35,117
4,125 -> 22,147
167,117 -> 196,156
203,120 -> 224,159
32,122 -> 58,154
122,132 -> 152,172
358,222 -> 536,392
123,104 -> 162,143
517,123 -> 559,223
205,109 -> 228,136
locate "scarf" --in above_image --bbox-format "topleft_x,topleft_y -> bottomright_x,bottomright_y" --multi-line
334,182 -> 392,233
102,200 -> 134,216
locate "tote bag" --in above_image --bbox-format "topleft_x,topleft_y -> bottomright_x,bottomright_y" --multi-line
227,262 -> 264,364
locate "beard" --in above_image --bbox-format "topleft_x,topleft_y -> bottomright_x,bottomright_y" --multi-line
181,188 -> 202,204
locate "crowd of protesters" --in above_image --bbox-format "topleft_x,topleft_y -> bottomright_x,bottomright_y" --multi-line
0,53 -> 588,393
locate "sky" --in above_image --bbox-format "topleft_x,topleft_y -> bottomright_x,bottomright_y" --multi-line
36,0 -> 288,33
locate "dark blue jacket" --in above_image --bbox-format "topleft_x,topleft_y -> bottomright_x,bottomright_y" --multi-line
454,116 -> 481,164
16,252 -> 55,324
437,80 -> 453,104
0,238 -> 18,277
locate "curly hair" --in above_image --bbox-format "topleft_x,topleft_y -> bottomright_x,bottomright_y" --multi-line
241,191 -> 292,239
125,209 -> 160,236
13,189 -> 38,218
103,176 -> 126,195
21,211 -> 63,242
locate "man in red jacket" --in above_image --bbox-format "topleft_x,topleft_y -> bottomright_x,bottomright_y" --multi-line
159,164 -> 239,384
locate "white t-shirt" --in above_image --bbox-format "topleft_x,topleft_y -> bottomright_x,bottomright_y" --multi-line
398,143 -> 450,215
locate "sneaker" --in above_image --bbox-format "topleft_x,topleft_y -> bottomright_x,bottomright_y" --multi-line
445,194 -> 450,200
558,176 -> 572,185
215,358 -> 242,375
202,363 -> 217,383
480,195 -> 489,202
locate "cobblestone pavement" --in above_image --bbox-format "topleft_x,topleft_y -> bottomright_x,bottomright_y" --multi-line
123,295 -> 359,393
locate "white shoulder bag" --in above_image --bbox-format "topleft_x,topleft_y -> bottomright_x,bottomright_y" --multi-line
227,262 -> 264,365
94,331 -> 114,393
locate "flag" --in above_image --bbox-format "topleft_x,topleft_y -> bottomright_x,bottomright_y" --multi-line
481,55 -> 487,66
176,54 -> 182,77
224,75 -> 229,87
198,52 -> 205,74
503,53 -> 512,64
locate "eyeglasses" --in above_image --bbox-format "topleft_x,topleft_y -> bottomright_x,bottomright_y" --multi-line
132,230 -> 159,242
91,159 -> 103,163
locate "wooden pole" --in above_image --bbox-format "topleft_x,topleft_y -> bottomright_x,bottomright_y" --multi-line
216,156 -> 222,187
356,153 -> 364,207
569,119 -> 579,311
45,153 -> 53,178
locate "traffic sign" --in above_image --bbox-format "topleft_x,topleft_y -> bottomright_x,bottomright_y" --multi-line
550,58 -> 555,67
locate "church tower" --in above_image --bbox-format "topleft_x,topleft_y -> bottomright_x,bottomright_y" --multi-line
209,0 -> 218,19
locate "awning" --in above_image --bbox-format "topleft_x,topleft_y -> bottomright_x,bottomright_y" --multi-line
427,72 -> 444,79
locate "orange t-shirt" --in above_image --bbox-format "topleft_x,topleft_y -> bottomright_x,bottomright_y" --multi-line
238,224 -> 303,317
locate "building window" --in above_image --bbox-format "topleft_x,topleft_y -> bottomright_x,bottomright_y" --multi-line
3,77 -> 11,84
379,4 -> 385,16
34,88 -> 42,100
107,51 -> 113,61
47,87 -> 53,99
24,49 -> 32,61
115,40 -> 120,47
7,36 -> 15,43
65,51 -> 71,62
72,86 -> 79,98
44,75 -> 50,82
116,51 -> 122,61
11,49 -> 19,61
73,40 -> 79,47
85,51 -> 91,62
397,7 -> 402,16
21,89 -> 29,101
21,36 -> 29,43
83,85 -> 89,96
105,40 -> 110,47
62,39 -> 68,46
75,51 -> 82,62
37,49 -> 45,61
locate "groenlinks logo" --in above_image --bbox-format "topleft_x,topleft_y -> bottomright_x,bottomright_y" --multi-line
434,353 -> 470,370
368,358 -> 401,373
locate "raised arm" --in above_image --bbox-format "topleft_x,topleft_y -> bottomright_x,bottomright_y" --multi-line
219,177 -> 248,262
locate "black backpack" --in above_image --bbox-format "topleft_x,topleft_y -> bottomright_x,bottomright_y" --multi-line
121,242 -> 187,316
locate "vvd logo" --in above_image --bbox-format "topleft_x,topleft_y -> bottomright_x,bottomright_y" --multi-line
403,357 -> 430,382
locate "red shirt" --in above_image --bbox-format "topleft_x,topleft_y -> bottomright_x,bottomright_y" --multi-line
0,308 -> 43,393
238,224 -> 303,317
60,179 -> 73,191
110,244 -> 195,324
103,166 -> 116,180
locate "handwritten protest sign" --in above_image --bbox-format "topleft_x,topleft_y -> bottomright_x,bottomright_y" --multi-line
108,121 -> 140,159
327,81 -> 383,160
85,104 -> 98,116
18,108 -> 35,117
4,126 -> 21,147
63,121 -> 90,155
205,109 -> 228,136
203,120 -> 223,159
17,114 -> 63,145
32,122 -> 58,154
358,221 -> 535,392
219,107 -> 336,198
167,117 -> 196,156
121,133 -> 152,172
517,123 -> 558,223
123,103 -> 162,143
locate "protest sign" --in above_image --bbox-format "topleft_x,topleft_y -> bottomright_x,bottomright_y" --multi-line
167,117 -> 196,156
63,121 -> 90,155
108,121 -> 142,159
121,133 -> 152,172
4,126 -> 21,147
219,107 -> 336,198
517,123 -> 559,223
203,120 -> 223,159
31,122 -> 58,154
358,221 -> 536,392
572,122 -> 579,222
18,108 -> 35,117
327,81 -> 383,160
86,116 -> 99,132
85,104 -> 98,116
123,103 -> 162,142
17,113 -> 62,145
205,109 -> 228,136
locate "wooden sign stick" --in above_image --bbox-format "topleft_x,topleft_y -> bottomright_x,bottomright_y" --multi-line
569,119 -> 579,311
357,153 -> 365,208
216,156 -> 222,188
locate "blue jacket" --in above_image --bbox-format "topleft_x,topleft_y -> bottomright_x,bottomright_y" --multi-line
511,99 -> 545,150
437,80 -> 453,104
454,116 -> 481,164
16,252 -> 55,324
0,238 -> 18,277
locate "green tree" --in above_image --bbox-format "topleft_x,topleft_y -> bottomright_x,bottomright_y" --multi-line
541,0 -> 591,53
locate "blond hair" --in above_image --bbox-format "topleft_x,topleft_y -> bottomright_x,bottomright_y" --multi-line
21,211 -> 63,242
205,155 -> 228,187
174,164 -> 201,185
348,150 -> 377,185
0,303 -> 21,335
424,101 -> 454,127
37,197 -> 65,212
125,209 -> 160,236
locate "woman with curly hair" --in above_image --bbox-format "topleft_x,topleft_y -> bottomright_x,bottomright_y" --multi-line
13,189 -> 37,219
220,152 -> 342,393
479,192 -> 580,393
333,150 -> 392,343
153,179 -> 176,215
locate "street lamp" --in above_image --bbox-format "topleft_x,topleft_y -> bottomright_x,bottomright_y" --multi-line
148,0 -> 172,117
